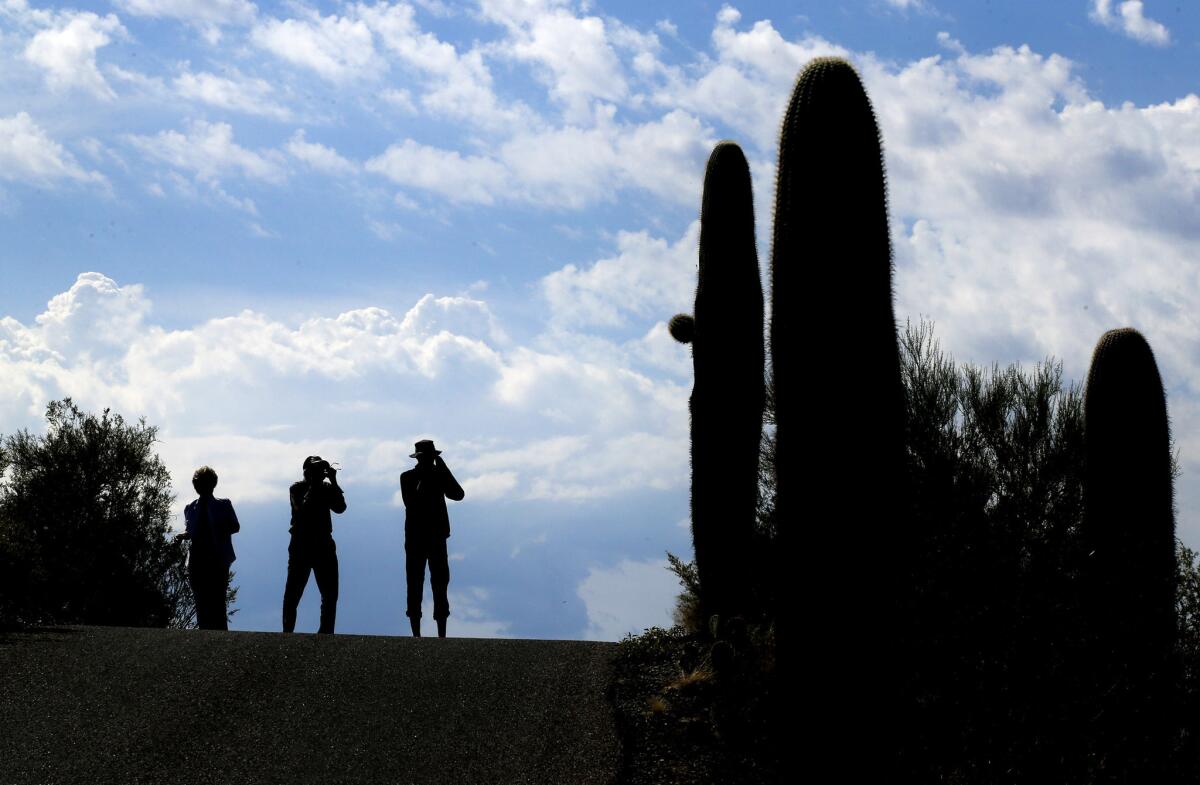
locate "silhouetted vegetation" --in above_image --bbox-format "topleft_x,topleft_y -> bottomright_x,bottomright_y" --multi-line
669,141 -> 764,631
647,319 -> 1200,783
1078,328 -> 1179,780
0,399 -> 232,629
770,57 -> 912,776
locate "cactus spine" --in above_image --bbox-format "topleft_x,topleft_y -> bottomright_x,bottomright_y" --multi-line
670,141 -> 765,629
770,57 -> 909,772
1081,327 -> 1177,779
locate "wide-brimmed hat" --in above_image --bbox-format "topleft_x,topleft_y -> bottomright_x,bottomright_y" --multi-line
410,440 -> 442,458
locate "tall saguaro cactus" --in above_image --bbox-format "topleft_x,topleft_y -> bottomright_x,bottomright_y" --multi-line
1081,327 -> 1177,780
670,141 -> 765,628
770,57 -> 909,772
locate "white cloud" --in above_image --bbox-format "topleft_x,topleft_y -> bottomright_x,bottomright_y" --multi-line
498,109 -> 712,207
578,558 -> 678,640
443,588 -> 514,638
1090,0 -> 1170,46
0,270 -> 689,509
0,112 -> 106,188
174,70 -> 291,120
461,471 -> 519,501
480,0 -> 628,122
361,107 -> 712,210
354,1 -> 530,131
37,272 -> 151,352
127,120 -> 288,185
251,8 -> 379,81
22,10 -> 125,100
365,139 -> 508,204
541,224 -> 697,329
286,130 -> 358,176
114,0 -> 256,26
648,10 -> 847,151
845,45 -> 1200,395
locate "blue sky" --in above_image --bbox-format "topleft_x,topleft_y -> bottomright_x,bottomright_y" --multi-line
1,0 -> 1198,639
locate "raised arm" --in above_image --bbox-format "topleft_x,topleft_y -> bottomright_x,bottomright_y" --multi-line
437,458 -> 465,502
327,484 -> 347,514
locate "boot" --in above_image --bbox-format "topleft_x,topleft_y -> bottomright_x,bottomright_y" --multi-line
437,618 -> 447,638
410,618 -> 421,637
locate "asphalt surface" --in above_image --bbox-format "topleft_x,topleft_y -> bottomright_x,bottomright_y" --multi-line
0,626 -> 619,785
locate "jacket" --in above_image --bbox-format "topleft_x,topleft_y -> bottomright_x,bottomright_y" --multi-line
400,464 -> 464,540
184,496 -> 240,567
289,481 -> 347,539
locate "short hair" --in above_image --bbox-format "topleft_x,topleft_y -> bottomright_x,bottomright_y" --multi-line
192,466 -> 218,494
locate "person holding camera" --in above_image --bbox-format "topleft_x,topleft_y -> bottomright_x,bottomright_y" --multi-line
178,465 -> 240,630
400,440 -> 464,637
282,455 -> 347,634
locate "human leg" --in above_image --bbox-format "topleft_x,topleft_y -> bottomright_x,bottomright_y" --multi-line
188,561 -> 214,629
282,540 -> 312,633
312,539 -> 339,634
209,567 -> 230,631
405,540 -> 427,635
190,560 -> 227,630
429,537 -> 450,637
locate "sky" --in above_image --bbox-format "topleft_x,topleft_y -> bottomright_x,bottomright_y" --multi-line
0,0 -> 1198,640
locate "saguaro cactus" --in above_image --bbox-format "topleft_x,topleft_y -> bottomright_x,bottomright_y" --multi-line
770,57 -> 909,772
670,141 -> 765,629
1081,327 -> 1177,779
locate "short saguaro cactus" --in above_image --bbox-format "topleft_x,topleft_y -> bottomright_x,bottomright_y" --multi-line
670,140 -> 765,631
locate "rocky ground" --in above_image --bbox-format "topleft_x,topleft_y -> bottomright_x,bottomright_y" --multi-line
608,627 -> 779,785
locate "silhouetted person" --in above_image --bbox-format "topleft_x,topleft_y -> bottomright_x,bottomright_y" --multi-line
282,456 -> 346,634
177,466 -> 239,630
400,440 -> 464,637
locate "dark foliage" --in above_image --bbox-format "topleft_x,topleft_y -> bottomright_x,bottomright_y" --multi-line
900,321 -> 1197,783
901,320 -> 1088,782
0,399 -> 219,629
611,626 -> 779,785
658,320 -> 1199,782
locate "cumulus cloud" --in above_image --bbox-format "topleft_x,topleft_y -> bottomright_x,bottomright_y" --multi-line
251,8 -> 379,81
174,70 -> 291,120
498,108 -> 713,207
365,139 -> 508,204
0,271 -> 689,510
126,120 -> 287,185
846,44 -> 1200,395
577,558 -> 678,640
541,224 -> 698,329
481,0 -> 629,122
361,107 -> 711,208
1090,0 -> 1171,46
354,1 -> 531,131
22,10 -> 125,100
0,112 -> 106,188
650,10 -> 848,151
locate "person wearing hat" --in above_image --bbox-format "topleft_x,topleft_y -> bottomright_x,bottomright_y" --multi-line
399,440 -> 464,637
177,465 -> 240,630
282,455 -> 347,634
